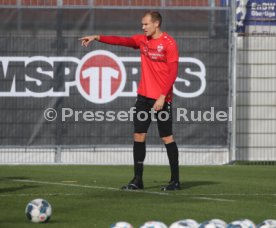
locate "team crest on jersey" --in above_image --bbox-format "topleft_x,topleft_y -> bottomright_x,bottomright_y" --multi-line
157,44 -> 164,52
143,46 -> 148,53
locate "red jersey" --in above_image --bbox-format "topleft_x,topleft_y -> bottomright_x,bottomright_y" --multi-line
99,33 -> 179,102
132,33 -> 179,101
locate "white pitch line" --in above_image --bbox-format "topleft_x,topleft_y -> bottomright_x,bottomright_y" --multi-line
10,179 -> 275,201
176,193 -> 276,196
0,193 -> 84,197
190,197 -> 235,202
12,179 -> 169,196
4,179 -> 235,202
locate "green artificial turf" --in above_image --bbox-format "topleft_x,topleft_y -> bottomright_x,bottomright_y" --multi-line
0,165 -> 275,227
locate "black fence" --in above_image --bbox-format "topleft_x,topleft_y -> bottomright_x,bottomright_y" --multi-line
0,8 -> 231,146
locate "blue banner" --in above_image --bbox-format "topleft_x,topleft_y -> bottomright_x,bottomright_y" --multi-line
236,0 -> 276,32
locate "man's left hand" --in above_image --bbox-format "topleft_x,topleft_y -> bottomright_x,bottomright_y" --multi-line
153,95 -> 166,111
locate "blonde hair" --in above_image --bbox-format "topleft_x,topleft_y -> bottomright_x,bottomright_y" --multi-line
143,11 -> 162,27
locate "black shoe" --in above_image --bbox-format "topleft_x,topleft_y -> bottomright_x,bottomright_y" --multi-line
121,177 -> 144,190
161,181 -> 181,191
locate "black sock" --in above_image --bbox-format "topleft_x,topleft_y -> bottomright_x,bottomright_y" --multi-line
133,141 -> 146,179
165,141 -> 179,182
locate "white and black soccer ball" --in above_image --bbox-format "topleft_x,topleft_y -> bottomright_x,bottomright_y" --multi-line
199,221 -> 218,228
199,219 -> 227,228
210,219 -> 227,228
257,219 -> 276,228
169,219 -> 199,228
110,221 -> 134,228
25,198 -> 52,223
140,221 -> 168,228
227,219 -> 256,228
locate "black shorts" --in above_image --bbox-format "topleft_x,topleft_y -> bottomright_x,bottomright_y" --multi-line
133,95 -> 173,138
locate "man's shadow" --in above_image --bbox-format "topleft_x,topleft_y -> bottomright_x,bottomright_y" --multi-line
144,180 -> 219,190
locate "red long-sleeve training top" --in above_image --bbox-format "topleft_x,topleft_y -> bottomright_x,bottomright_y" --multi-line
99,33 -> 179,102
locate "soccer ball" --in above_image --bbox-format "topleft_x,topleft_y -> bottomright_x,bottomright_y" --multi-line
140,221 -> 168,228
110,221 -> 134,228
200,219 -> 227,228
257,219 -> 276,228
227,219 -> 256,228
199,221 -> 218,228
210,219 -> 227,228
169,219 -> 199,228
25,198 -> 52,223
